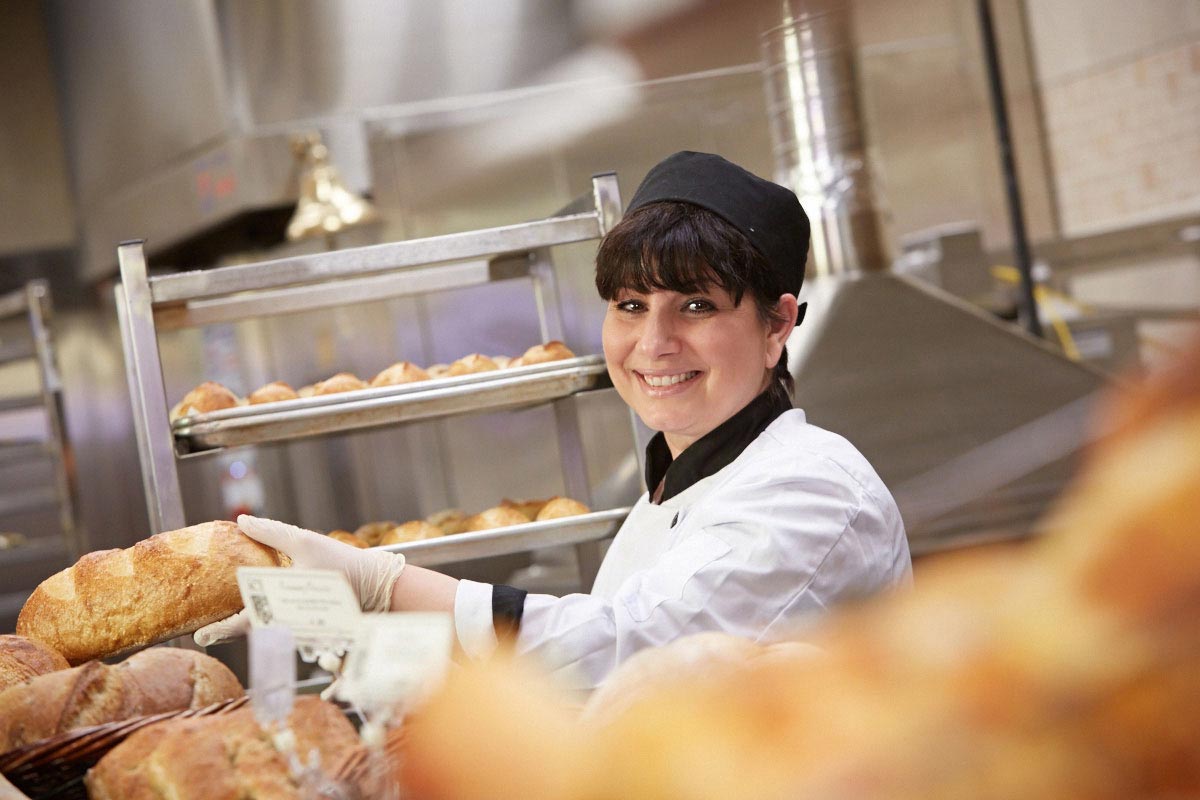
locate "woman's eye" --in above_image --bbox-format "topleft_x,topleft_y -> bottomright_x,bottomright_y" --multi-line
614,299 -> 644,313
684,299 -> 715,313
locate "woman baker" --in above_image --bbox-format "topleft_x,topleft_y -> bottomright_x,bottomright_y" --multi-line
196,151 -> 912,689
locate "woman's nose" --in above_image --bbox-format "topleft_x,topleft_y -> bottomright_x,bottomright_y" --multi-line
637,308 -> 680,357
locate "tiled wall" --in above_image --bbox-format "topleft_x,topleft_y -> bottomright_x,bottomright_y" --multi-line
1041,40 -> 1200,236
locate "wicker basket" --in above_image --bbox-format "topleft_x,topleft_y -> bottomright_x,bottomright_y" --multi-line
0,696 -> 249,800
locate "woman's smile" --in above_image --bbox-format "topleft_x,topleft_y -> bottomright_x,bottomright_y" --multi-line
636,369 -> 702,392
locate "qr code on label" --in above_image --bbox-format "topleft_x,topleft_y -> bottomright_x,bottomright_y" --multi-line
250,594 -> 273,625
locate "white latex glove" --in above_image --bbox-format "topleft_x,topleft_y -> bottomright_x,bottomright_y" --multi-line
194,514 -> 406,647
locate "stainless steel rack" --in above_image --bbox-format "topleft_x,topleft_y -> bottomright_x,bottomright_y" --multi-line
0,280 -> 84,561
117,173 -> 627,586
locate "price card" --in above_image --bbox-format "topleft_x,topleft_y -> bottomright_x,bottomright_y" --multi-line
236,567 -> 362,653
335,612 -> 454,714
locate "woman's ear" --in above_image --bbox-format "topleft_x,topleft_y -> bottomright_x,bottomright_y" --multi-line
765,293 -> 799,367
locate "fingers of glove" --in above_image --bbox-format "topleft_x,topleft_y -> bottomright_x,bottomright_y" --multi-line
237,514 -> 333,565
194,608 -> 251,647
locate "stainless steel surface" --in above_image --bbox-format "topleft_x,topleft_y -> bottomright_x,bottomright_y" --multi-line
762,0 -> 887,277
116,244 -> 187,533
788,271 -> 1108,550
381,508 -> 629,568
173,357 -> 610,453
151,211 -> 606,305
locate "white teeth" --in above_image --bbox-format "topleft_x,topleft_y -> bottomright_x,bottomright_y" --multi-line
643,371 -> 698,387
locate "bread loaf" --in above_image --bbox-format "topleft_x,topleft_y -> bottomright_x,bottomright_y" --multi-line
248,380 -> 298,405
354,520 -> 399,546
447,354 -> 499,376
535,496 -> 590,521
371,361 -> 430,387
500,498 -> 550,521
381,520 -> 443,545
0,634 -> 68,693
511,340 -> 575,368
463,506 -> 531,532
328,530 -> 369,549
86,695 -> 362,800
426,509 -> 467,535
313,372 -> 367,395
0,648 -> 242,753
170,381 -> 240,422
16,520 -> 283,664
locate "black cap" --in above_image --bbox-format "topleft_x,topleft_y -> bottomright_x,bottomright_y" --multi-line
626,151 -> 811,299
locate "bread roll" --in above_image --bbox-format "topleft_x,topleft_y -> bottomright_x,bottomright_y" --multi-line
500,498 -> 550,521
297,383 -> 317,398
426,363 -> 452,379
0,634 -> 68,694
314,372 -> 367,395
463,506 -> 531,532
170,381 -> 240,422
447,354 -> 499,376
492,355 -> 514,369
535,497 -> 590,521
354,520 -> 399,546
328,530 -> 369,549
86,695 -> 360,800
16,520 -> 283,665
381,520 -> 443,545
0,648 -> 242,752
371,361 -> 430,387
247,381 -> 298,405
426,509 -> 468,535
511,341 -> 575,368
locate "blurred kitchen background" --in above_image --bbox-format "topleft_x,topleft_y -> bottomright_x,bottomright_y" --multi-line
1,0 -> 1198,629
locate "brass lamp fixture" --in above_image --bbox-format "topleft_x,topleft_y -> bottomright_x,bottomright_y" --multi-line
285,131 -> 379,245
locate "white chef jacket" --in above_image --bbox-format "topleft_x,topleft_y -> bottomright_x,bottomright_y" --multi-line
454,406 -> 911,690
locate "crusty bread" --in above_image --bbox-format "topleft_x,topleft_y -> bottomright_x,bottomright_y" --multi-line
381,520 -> 443,545
248,380 -> 298,405
0,648 -> 242,753
426,509 -> 467,535
499,498 -> 550,521
0,634 -> 68,694
313,372 -> 367,395
16,520 -> 282,665
86,695 -> 362,800
511,340 -> 575,368
170,381 -> 240,422
328,530 -> 369,549
463,506 -> 531,532
354,521 -> 399,546
447,354 -> 499,376
535,497 -> 590,521
371,361 -> 430,387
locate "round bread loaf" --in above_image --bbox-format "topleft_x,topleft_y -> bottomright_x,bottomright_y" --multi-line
426,363 -> 452,379
447,354 -> 499,376
354,520 -> 399,546
328,530 -> 369,549
16,520 -> 283,665
0,634 -> 68,694
371,361 -> 430,387
247,381 -> 298,405
314,372 -> 367,395
535,497 -> 590,521
426,509 -> 468,535
170,381 -> 240,422
511,340 -> 575,368
463,506 -> 531,532
500,498 -> 550,521
381,520 -> 444,545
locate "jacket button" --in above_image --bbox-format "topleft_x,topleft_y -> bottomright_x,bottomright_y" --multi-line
670,513 -> 679,528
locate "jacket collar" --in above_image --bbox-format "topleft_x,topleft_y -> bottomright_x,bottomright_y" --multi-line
645,384 -> 792,504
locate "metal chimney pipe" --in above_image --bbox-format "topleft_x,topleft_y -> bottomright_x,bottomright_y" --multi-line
762,0 -> 888,277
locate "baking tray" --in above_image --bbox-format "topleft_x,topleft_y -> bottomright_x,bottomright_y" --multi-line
376,507 -> 630,567
172,355 -> 610,453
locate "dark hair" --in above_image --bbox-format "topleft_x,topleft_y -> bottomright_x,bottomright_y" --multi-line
595,201 -> 795,402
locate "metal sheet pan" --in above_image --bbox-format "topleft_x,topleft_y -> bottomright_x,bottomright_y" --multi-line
173,355 -> 611,453
376,507 -> 629,567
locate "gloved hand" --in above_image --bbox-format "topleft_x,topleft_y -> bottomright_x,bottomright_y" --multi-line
194,514 -> 406,647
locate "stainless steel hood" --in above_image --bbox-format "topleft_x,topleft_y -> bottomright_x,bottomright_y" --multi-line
768,1 -> 1108,553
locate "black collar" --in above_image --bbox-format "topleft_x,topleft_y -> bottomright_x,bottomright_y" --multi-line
645,384 -> 792,504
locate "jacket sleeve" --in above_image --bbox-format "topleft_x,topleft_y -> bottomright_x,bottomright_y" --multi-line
463,456 -> 907,691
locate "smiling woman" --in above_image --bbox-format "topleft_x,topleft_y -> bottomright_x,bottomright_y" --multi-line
195,152 -> 912,694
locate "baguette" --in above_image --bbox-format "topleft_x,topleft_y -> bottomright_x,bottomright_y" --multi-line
16,520 -> 282,665
0,647 -> 242,753
0,635 -> 68,693
86,695 -> 361,800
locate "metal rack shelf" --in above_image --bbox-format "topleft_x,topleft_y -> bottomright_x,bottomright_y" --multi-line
0,280 -> 83,562
173,356 -> 611,454
117,173 -> 628,588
